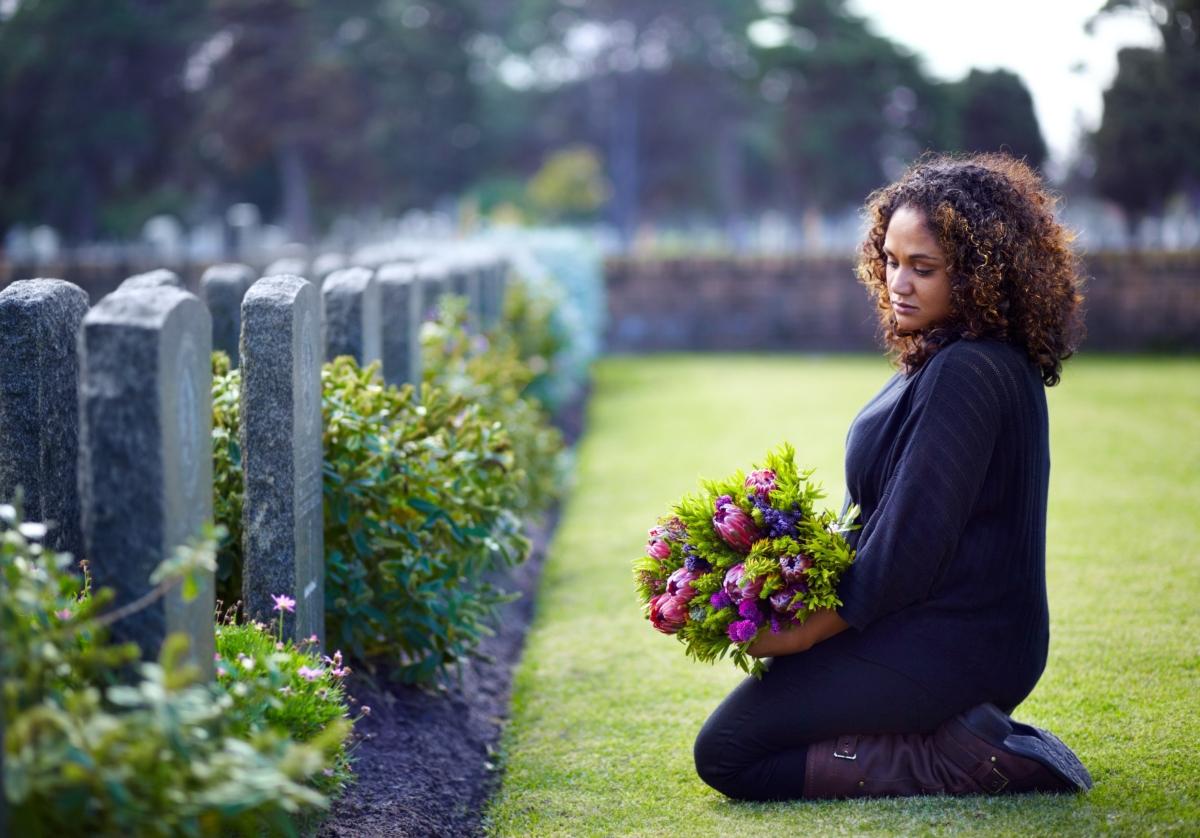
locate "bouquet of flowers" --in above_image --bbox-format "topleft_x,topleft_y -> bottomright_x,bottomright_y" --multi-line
633,443 -> 859,676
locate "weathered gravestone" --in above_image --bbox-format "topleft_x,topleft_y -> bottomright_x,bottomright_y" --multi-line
200,263 -> 256,366
117,268 -> 183,292
417,259 -> 449,322
312,252 -> 347,285
79,286 -> 215,675
0,279 -> 90,558
322,266 -> 381,365
239,275 -> 324,644
376,261 -> 422,387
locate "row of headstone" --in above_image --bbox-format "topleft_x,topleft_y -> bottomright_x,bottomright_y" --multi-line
0,251 -> 510,676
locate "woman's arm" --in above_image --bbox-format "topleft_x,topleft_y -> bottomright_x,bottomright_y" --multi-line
746,608 -> 849,658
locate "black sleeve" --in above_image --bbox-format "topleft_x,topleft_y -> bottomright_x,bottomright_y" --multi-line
835,343 -> 1009,629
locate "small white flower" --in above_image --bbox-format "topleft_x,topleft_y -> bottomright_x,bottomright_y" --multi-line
18,521 -> 47,540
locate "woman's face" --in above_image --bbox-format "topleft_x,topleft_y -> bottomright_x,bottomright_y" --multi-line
883,205 -> 953,333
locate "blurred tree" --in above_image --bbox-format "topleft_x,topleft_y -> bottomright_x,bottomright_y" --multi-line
754,0 -> 948,214
527,145 -> 611,221
0,0 -> 203,241
1091,0 -> 1200,226
944,69 -> 1047,168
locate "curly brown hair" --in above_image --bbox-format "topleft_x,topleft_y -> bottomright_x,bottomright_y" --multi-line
858,152 -> 1085,386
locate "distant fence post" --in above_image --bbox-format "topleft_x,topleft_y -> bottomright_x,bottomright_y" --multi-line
322,266 -> 381,366
377,261 -> 422,387
239,274 -> 325,645
0,279 -> 90,559
79,285 -> 215,675
201,263 -> 255,366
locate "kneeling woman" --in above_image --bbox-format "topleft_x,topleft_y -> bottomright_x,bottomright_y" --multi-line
693,153 -> 1092,800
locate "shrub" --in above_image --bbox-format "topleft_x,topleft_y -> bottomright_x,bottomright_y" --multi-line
1,505 -> 343,836
211,351 -> 244,606
321,357 -> 530,679
212,356 -> 532,682
423,295 -> 569,516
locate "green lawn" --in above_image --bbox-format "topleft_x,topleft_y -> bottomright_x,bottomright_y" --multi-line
485,354 -> 1200,837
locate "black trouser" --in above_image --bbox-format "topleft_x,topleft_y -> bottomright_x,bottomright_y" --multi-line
693,630 -> 1012,801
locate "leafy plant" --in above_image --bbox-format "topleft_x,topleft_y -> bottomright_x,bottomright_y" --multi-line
1,505 -> 343,836
215,611 -> 360,797
211,350 -> 244,608
320,357 -> 530,680
424,295 -> 569,516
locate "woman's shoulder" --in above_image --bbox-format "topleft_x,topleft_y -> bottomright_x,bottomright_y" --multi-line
912,338 -> 1034,407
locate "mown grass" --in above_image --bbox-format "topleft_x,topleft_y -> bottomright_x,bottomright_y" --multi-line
486,354 -> 1200,837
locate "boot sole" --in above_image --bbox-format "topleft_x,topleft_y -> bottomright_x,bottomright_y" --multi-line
959,703 -> 1094,792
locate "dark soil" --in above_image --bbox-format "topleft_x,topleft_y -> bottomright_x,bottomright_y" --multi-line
318,388 -> 587,838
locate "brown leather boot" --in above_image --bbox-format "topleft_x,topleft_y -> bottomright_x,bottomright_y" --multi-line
803,703 -> 1093,799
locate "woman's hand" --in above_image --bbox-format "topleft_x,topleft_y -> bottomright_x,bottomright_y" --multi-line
746,608 -> 850,658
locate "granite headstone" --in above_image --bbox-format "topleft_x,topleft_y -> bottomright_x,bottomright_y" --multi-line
239,275 -> 325,643
79,286 -> 215,674
322,266 -> 382,365
0,279 -> 90,558
200,263 -> 256,366
376,261 -> 422,386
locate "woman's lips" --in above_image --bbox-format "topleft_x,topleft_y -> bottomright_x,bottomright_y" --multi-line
893,301 -> 918,314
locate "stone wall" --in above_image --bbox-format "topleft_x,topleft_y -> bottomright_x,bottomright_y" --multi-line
604,252 -> 1200,352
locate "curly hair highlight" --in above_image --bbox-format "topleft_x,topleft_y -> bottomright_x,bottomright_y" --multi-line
858,152 -> 1086,386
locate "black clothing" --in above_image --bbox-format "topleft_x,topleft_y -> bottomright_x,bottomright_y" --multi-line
695,339 -> 1053,800
836,338 -> 1051,704
693,631 -> 987,801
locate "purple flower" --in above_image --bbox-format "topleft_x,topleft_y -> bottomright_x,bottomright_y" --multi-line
709,590 -> 733,610
297,665 -> 323,681
751,494 -> 804,538
713,497 -> 761,553
723,563 -> 764,603
684,554 -> 711,573
769,586 -> 805,615
744,468 -> 777,497
727,619 -> 759,644
666,567 -> 700,600
55,608 -> 72,621
272,594 -> 296,614
779,553 -> 814,584
738,598 -> 766,625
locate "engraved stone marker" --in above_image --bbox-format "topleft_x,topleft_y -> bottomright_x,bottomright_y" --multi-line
239,275 -> 324,643
322,266 -> 381,365
117,268 -> 183,292
200,263 -> 256,366
376,261 -> 422,387
417,259 -> 449,322
79,286 -> 215,674
0,279 -> 89,558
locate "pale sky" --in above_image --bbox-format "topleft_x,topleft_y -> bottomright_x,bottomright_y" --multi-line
845,0 -> 1162,172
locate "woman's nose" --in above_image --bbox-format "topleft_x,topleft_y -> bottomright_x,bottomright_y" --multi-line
889,267 -> 914,295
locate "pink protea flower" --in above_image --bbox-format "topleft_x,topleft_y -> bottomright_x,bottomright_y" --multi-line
744,468 -> 777,497
779,553 -> 814,584
666,567 -> 700,600
647,593 -> 689,634
713,496 -> 761,553
723,563 -> 764,603
647,538 -> 671,560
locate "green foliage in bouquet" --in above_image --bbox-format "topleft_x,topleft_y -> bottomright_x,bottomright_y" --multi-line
321,357 -> 530,680
423,294 -> 569,516
1,506 -> 343,837
633,443 -> 858,677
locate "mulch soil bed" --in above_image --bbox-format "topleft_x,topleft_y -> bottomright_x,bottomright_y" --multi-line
319,392 -> 587,837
